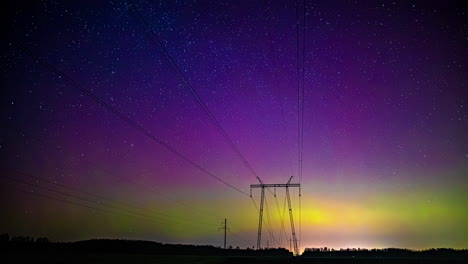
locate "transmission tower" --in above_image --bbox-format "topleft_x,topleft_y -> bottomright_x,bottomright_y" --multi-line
250,176 -> 300,255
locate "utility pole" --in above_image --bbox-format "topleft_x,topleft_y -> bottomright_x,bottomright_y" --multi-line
218,218 -> 229,249
251,176 -> 300,255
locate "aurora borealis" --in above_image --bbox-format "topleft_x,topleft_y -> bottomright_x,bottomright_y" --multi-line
1,0 -> 467,253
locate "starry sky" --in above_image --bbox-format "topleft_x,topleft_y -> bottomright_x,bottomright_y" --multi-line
1,0 -> 467,252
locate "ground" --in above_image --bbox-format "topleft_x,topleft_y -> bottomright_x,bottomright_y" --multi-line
4,252 -> 468,264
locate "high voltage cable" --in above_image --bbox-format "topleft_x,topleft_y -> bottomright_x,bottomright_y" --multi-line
10,118 -> 222,224
263,194 -> 278,247
296,0 -> 307,252
281,193 -> 289,248
230,232 -> 251,246
274,193 -> 288,247
301,2 -> 307,181
296,0 -> 301,186
128,3 -> 263,182
5,181 -> 210,230
11,43 -> 250,197
300,0 -> 306,185
296,0 -> 305,185
228,230 -> 252,248
11,168 -> 213,227
14,187 -> 145,221
2,172 -> 222,231
131,3 -> 288,249
250,196 -> 259,212
249,195 -> 275,248
300,0 -> 306,251
11,126 -> 220,224
1,175 -> 171,225
81,157 -> 222,220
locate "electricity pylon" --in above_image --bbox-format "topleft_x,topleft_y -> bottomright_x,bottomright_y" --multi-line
250,176 -> 300,255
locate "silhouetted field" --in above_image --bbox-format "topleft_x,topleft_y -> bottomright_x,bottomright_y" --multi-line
1,235 -> 467,263
4,252 -> 290,264
5,252 -> 468,264
301,247 -> 468,261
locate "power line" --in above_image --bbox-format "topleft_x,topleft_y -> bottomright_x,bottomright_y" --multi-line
250,190 -> 276,249
295,0 -> 304,200
1,175 -> 171,225
228,230 -> 252,248
296,0 -> 307,252
15,187 -> 139,220
3,181 -> 213,232
10,168 -> 213,227
250,196 -> 259,212
82,158 -> 222,221
264,193 -> 278,247
274,192 -> 288,247
2,171 -> 225,232
300,0 -> 306,185
9,120 -> 223,223
11,43 -> 250,197
296,0 -> 305,186
128,3 -> 263,182
300,0 -> 307,252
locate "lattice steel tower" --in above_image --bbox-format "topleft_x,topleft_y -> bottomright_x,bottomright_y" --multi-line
250,176 -> 300,255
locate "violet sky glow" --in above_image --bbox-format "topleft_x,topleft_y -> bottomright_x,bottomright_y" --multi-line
1,0 -> 467,252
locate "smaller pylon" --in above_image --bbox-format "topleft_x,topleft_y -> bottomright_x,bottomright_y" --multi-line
218,218 -> 230,249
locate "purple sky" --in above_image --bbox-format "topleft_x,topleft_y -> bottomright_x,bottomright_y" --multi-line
1,0 -> 467,251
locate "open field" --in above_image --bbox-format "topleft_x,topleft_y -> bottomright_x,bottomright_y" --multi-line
4,252 -> 468,264
4,253 -> 288,264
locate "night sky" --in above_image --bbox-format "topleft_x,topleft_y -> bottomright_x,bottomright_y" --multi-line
1,0 -> 467,252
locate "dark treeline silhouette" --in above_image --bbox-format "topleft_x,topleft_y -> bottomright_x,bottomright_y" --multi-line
0,233 -> 291,257
3,233 -> 468,264
0,233 -> 49,244
302,247 -> 468,259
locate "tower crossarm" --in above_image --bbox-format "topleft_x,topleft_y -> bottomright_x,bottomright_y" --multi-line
250,183 -> 300,188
